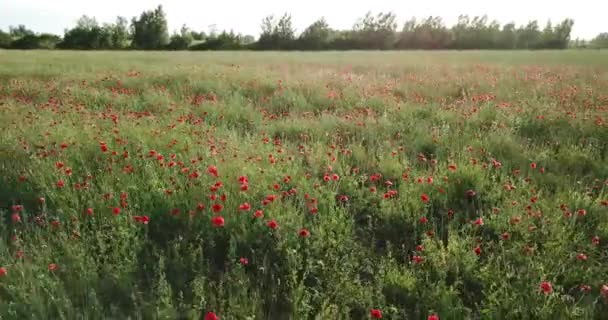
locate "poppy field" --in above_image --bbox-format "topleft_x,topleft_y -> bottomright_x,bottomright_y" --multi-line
0,50 -> 607,319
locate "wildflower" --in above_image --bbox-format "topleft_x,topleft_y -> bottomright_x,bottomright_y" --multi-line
212,203 -> 223,213
473,217 -> 484,226
56,180 -> 65,188
370,309 -> 382,319
207,165 -> 219,177
48,263 -> 58,272
421,193 -> 430,203
0,267 -> 7,277
112,207 -> 121,215
592,236 -> 600,246
428,314 -> 440,320
539,281 -> 553,295
298,228 -> 310,238
474,246 -> 481,256
253,210 -> 264,219
530,162 -> 537,169
501,232 -> 510,241
419,216 -> 428,224
204,312 -> 219,320
412,255 -> 424,264
267,219 -> 278,230
211,216 -> 225,227
133,215 -> 149,224
11,213 -> 21,223
239,257 -> 249,265
576,253 -> 587,261
239,202 -> 251,211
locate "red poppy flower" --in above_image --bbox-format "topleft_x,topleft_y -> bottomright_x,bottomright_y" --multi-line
133,215 -> 149,224
207,165 -> 219,177
473,217 -> 484,226
253,210 -> 264,219
298,228 -> 310,238
211,216 -> 225,227
0,267 -> 7,277
239,257 -> 249,265
239,202 -> 251,211
474,246 -> 481,256
204,312 -> 219,320
48,263 -> 58,272
11,213 -> 21,223
419,216 -> 428,224
267,219 -> 278,230
501,232 -> 510,241
421,193 -> 430,203
56,180 -> 65,188
212,203 -> 223,213
112,207 -> 121,215
539,281 -> 552,295
576,253 -> 587,261
592,236 -> 600,246
530,162 -> 537,169
370,308 -> 382,319
428,314 -> 440,320
412,255 -> 424,264
85,208 -> 94,216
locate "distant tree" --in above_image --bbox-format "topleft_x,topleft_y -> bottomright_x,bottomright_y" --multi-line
9,25 -> 34,39
166,24 -> 194,50
241,35 -> 256,45
590,32 -> 608,48
497,23 -> 517,49
131,5 -> 170,49
109,17 -> 131,49
190,30 -> 246,50
0,29 -> 12,48
11,33 -> 61,49
256,13 -> 295,50
352,12 -> 398,49
516,21 -> 542,49
297,18 -> 331,50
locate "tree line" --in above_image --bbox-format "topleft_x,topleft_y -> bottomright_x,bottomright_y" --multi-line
1,5 -> 607,51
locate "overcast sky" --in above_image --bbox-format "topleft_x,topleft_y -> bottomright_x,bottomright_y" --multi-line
1,0 -> 605,39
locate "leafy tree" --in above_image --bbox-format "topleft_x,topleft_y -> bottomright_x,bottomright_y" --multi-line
590,32 -> 608,48
11,33 -> 61,49
0,29 -> 11,48
190,31 -> 246,50
167,25 -> 194,50
131,5 -> 169,49
9,25 -> 34,39
256,13 -> 295,50
352,12 -> 398,49
297,18 -> 331,50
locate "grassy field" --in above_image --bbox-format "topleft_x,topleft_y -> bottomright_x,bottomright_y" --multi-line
0,50 -> 607,319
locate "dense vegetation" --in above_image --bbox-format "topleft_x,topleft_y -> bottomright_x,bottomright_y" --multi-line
1,5 -> 606,51
0,50 -> 607,319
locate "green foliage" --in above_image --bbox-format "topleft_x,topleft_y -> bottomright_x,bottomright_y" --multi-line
1,50 -> 608,318
130,5 -> 169,50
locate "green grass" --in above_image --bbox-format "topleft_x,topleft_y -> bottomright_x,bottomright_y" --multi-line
0,50 -> 607,319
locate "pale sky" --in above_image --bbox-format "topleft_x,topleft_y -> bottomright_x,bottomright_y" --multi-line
1,0 -> 605,39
